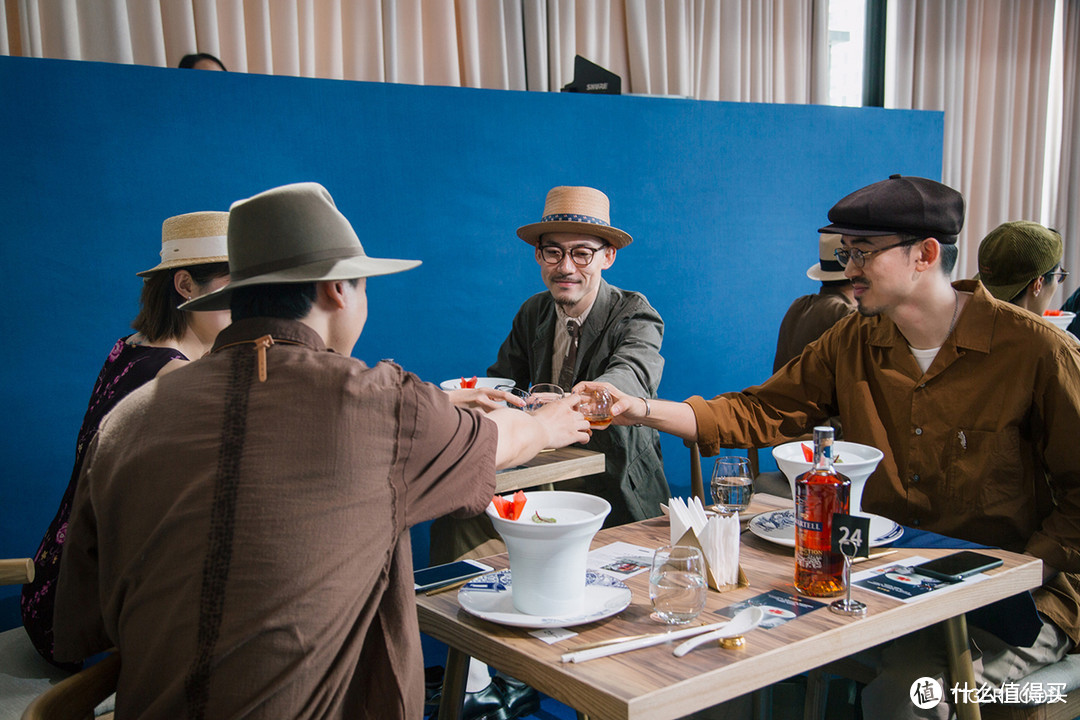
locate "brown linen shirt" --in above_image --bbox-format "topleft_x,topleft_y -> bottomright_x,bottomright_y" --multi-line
687,280 -> 1080,645
773,285 -> 856,372
54,317 -> 497,719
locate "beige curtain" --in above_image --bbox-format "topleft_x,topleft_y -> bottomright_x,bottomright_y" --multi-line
888,0 -> 1059,282
3,0 -> 826,101
1056,0 -> 1079,298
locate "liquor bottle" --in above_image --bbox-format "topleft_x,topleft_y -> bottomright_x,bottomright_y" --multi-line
794,426 -> 850,597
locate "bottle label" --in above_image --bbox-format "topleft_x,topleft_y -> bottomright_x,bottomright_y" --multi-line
795,517 -> 823,532
797,547 -> 824,569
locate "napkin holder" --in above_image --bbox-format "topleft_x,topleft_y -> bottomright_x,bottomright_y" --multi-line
675,526 -> 749,592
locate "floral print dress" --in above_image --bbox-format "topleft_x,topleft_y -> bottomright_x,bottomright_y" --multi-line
21,337 -> 185,667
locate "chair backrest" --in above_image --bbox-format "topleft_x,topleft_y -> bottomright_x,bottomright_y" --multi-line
686,440 -> 705,504
21,651 -> 119,720
0,558 -> 35,585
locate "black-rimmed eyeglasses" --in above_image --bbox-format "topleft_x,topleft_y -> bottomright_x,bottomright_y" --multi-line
834,238 -> 919,269
539,245 -> 607,267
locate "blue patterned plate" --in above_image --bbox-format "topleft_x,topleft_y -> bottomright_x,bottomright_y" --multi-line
748,509 -> 903,548
457,569 -> 632,628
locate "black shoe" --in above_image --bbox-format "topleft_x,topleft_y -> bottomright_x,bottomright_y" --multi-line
490,675 -> 540,719
427,675 -> 540,720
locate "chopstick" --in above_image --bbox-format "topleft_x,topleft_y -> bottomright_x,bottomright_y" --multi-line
852,549 -> 898,565
560,620 -> 734,663
568,621 -> 713,652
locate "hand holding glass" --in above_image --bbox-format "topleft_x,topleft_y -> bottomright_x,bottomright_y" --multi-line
580,387 -> 613,429
711,456 -> 753,514
649,545 -> 707,624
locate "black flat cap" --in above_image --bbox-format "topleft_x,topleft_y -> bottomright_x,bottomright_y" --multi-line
818,174 -> 965,244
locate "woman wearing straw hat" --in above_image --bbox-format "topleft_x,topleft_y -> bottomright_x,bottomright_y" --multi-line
21,211 -> 231,667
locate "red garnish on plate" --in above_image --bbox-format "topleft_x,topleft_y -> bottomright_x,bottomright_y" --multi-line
492,490 -> 528,520
801,443 -> 814,462
460,376 -> 479,389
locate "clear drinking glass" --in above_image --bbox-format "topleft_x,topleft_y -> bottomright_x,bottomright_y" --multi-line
525,383 -> 564,413
580,387 -> 613,429
711,456 -> 754,514
649,545 -> 707,624
494,384 -> 530,409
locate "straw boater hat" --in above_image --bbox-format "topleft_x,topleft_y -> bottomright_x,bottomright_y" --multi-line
136,211 -> 230,276
516,186 -> 633,248
806,234 -> 847,282
182,182 -> 420,312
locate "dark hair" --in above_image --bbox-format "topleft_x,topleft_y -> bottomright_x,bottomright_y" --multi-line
131,262 -> 230,342
938,243 -> 958,274
178,53 -> 227,71
897,233 -> 958,274
230,283 -> 319,321
821,279 -> 851,288
230,279 -> 362,321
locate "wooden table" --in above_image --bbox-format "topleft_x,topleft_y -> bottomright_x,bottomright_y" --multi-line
494,447 -> 606,493
418,495 -> 1042,720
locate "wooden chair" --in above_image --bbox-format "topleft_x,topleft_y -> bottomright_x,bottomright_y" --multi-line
0,558 -> 35,586
20,652 -> 118,720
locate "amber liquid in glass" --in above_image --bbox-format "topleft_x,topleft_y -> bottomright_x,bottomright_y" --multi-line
586,415 -> 612,429
794,429 -> 850,597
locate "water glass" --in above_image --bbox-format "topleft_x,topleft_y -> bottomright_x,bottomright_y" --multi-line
649,545 -> 707,624
526,383 -> 564,413
711,456 -> 753,514
494,384 -> 530,409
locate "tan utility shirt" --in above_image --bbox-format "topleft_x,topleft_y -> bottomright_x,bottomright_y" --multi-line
688,280 -> 1080,646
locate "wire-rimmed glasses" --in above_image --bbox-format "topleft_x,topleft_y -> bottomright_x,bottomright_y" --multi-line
833,238 -> 919,269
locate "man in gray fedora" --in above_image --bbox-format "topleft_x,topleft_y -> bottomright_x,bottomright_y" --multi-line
52,182 -> 590,719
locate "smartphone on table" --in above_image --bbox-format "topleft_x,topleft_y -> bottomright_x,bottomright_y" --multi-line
914,551 -> 1003,582
413,559 -> 494,592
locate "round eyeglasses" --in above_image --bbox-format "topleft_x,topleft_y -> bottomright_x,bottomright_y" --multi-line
834,238 -> 919,269
539,244 -> 606,267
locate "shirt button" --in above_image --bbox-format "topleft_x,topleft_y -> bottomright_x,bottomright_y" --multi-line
912,518 -> 921,527
914,427 -> 923,436
919,383 -> 927,389
912,474 -> 920,483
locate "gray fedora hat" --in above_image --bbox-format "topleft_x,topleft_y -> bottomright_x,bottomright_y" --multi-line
183,182 -> 420,311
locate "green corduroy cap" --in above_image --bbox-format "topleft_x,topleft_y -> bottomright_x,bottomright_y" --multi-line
975,221 -> 1063,301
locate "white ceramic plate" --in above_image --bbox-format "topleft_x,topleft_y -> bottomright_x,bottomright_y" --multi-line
439,376 -> 515,391
457,569 -> 632,628
747,509 -> 903,548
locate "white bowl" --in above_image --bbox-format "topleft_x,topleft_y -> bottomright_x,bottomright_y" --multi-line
486,491 -> 610,616
439,376 -> 514,391
771,440 -> 884,513
1043,311 -> 1075,332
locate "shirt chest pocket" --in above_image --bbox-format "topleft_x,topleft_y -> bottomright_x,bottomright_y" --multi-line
942,427 -> 1024,508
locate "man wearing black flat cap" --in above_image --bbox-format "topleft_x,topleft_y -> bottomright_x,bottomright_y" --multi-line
582,175 -> 1080,719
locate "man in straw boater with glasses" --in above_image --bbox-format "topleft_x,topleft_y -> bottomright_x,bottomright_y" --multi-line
51,182 -> 591,719
581,175 -> 1080,718
427,185 -> 668,719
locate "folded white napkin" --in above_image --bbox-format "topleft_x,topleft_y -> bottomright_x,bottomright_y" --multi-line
667,497 -> 741,589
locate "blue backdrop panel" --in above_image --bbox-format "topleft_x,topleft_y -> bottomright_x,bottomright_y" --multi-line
0,56 -> 943,631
